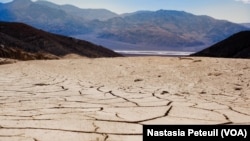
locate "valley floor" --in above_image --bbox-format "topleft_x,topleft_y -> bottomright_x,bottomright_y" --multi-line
0,57 -> 249,141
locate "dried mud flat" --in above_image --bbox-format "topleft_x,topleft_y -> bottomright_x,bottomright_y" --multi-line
0,57 -> 249,141
0,58 -> 17,65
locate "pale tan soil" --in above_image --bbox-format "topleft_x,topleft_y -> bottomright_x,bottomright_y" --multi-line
61,54 -> 87,59
0,57 -> 249,141
0,58 -> 17,65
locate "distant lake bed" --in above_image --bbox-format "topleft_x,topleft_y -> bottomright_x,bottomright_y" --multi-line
114,50 -> 195,57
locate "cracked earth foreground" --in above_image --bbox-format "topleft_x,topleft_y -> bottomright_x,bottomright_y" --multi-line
0,57 -> 249,141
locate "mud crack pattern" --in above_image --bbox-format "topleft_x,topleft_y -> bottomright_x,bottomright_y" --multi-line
0,57 -> 249,141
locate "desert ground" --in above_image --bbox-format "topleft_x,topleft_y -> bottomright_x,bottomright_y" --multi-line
0,56 -> 249,141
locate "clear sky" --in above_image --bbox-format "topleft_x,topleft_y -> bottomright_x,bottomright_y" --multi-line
2,0 -> 250,23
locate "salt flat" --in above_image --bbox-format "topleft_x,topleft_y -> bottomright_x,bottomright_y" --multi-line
0,57 -> 249,141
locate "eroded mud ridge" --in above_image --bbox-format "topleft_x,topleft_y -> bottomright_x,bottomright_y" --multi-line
0,57 -> 249,141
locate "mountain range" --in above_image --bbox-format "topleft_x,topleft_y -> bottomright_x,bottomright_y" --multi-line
0,21 -> 121,60
0,0 -> 249,51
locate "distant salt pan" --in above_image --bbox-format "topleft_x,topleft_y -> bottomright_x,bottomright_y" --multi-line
115,50 -> 194,56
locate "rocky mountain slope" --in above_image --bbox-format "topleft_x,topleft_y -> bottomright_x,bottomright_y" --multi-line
0,21 -> 121,60
191,31 -> 250,58
0,0 -> 248,51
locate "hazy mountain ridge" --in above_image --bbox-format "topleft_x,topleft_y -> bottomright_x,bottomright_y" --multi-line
242,23 -> 250,28
0,0 -> 248,51
0,0 -> 92,35
35,0 -> 119,21
90,10 -> 246,50
0,21 -> 121,60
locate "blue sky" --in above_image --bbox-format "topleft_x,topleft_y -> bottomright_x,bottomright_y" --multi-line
2,0 -> 250,23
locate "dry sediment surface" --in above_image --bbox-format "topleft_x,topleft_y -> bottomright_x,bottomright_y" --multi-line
0,58 -> 17,65
0,57 -> 249,141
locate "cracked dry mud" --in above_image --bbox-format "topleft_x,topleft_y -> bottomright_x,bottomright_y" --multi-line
0,57 -> 249,141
